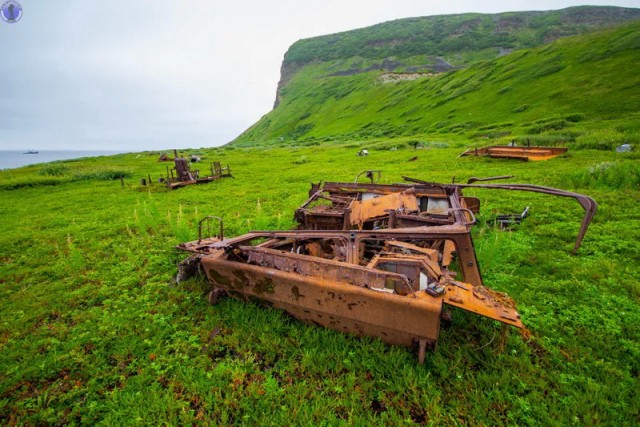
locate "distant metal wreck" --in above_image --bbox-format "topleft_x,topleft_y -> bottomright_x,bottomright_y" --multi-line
459,145 -> 568,161
177,173 -> 596,363
165,150 -> 232,189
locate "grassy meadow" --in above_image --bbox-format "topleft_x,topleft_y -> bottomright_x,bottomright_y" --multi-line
0,143 -> 638,425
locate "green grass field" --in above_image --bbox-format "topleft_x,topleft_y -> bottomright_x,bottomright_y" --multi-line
1,143 -> 638,425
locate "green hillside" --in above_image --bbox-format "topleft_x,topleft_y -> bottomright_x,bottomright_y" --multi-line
283,6 -> 640,68
234,15 -> 640,149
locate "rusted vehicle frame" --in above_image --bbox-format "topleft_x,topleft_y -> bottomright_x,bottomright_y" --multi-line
179,225 -> 523,363
178,175 -> 596,362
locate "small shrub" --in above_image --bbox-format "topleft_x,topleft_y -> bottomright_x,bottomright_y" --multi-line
534,64 -> 565,78
526,119 -> 568,134
513,105 -> 529,113
39,164 -> 70,176
422,141 -> 450,148
74,170 -> 133,181
513,134 -> 569,145
564,161 -> 640,190
574,130 -> 640,151
293,155 -> 310,165
564,113 -> 585,123
371,141 -> 407,150
287,124 -> 315,139
297,140 -> 320,147
0,178 -> 63,190
471,131 -> 511,139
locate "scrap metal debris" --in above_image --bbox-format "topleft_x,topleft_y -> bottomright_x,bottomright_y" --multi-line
492,206 -> 530,230
165,150 -> 232,189
459,145 -> 567,161
157,153 -> 174,162
176,172 -> 597,363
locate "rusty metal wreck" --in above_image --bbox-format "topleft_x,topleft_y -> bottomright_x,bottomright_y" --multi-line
177,174 -> 596,363
165,150 -> 232,189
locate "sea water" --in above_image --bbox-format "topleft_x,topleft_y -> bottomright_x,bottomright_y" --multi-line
0,150 -> 125,170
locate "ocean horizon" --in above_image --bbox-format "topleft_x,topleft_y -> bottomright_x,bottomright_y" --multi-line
0,150 -> 128,170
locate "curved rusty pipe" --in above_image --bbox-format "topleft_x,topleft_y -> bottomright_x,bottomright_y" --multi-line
403,176 -> 597,253
456,183 -> 597,253
466,175 -> 514,184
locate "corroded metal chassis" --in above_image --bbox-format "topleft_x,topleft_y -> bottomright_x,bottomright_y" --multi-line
195,226 -> 522,363
178,178 -> 596,362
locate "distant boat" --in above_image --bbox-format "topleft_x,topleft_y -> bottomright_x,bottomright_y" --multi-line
24,150 -> 39,154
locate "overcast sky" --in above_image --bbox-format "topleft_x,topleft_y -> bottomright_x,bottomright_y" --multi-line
1,1 -> 638,151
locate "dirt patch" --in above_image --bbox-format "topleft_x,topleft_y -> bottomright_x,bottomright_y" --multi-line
379,72 -> 437,83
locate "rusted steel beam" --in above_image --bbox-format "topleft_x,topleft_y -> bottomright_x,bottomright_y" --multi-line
467,175 -> 514,184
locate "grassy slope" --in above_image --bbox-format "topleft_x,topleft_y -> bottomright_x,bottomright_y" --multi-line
282,6 -> 640,66
0,145 -> 638,425
234,21 -> 640,148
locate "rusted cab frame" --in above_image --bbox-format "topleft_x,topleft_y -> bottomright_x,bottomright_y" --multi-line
295,180 -> 480,231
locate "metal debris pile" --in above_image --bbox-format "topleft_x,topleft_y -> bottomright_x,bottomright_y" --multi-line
177,172 -> 596,362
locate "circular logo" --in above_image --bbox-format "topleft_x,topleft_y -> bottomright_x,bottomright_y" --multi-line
1,0 -> 23,24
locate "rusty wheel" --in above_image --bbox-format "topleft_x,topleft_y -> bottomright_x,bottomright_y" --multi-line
208,288 -> 226,305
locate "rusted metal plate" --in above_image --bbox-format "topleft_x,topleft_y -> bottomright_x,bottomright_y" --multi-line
201,256 -> 443,346
459,145 -> 568,161
176,237 -> 221,254
443,282 -> 523,328
348,189 -> 419,227
241,246 -> 413,293
441,240 -> 455,267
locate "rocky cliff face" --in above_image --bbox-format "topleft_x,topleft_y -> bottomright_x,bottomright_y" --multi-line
273,61 -> 303,109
